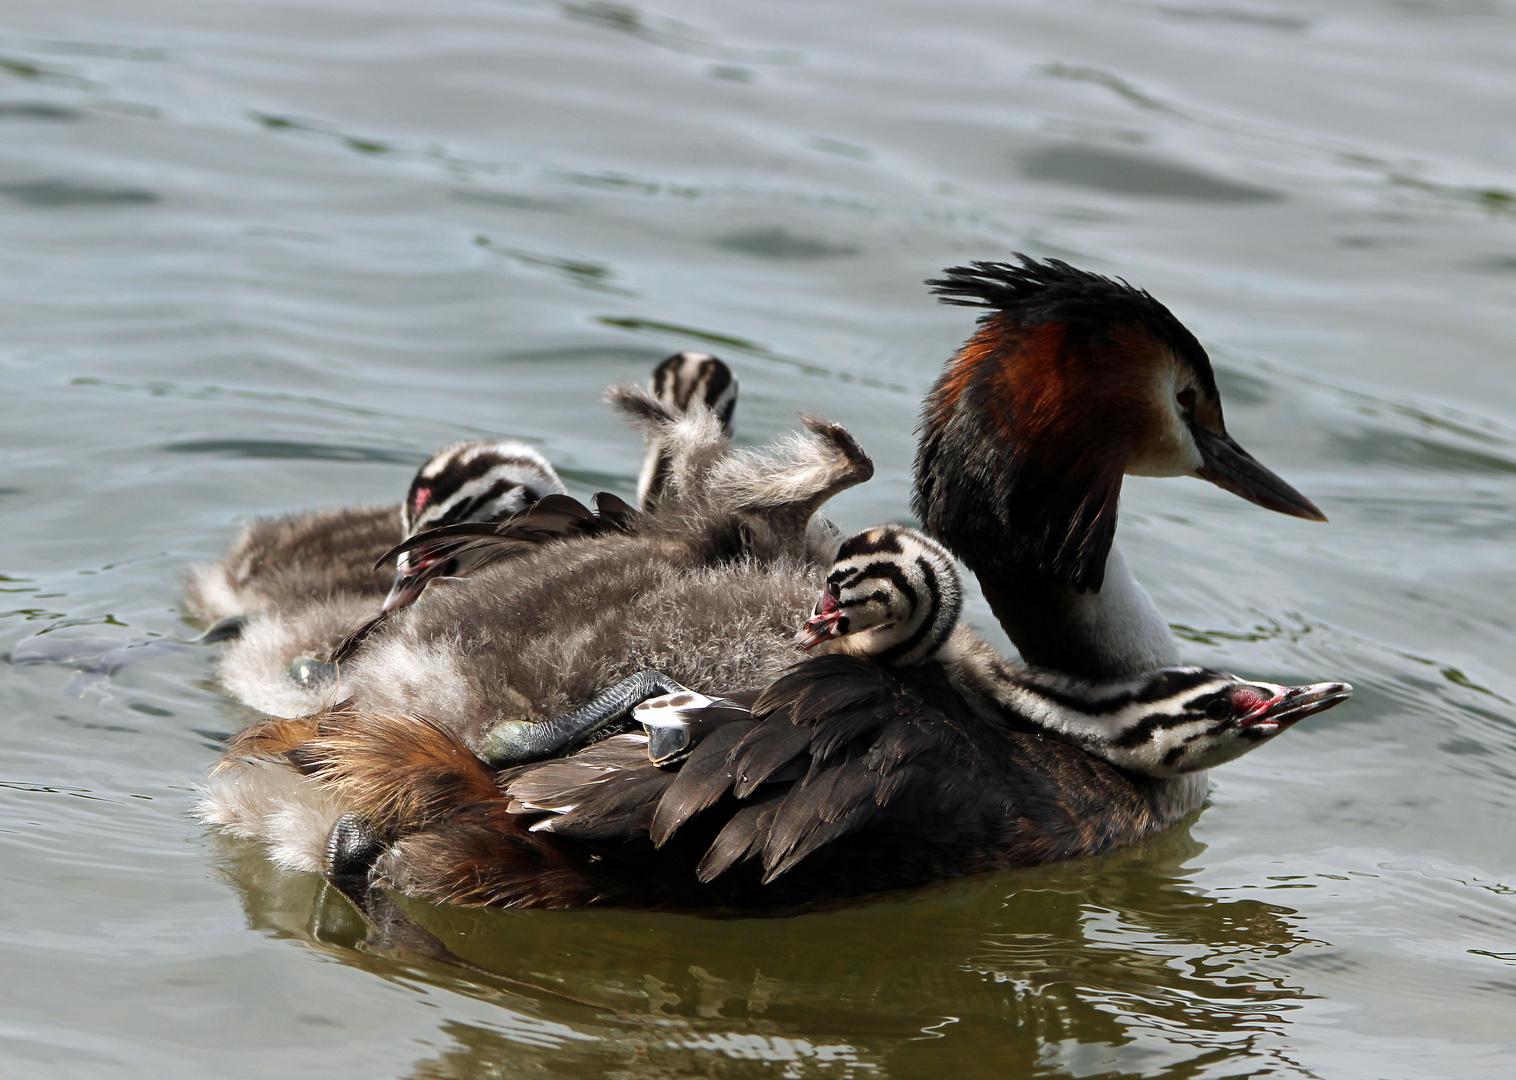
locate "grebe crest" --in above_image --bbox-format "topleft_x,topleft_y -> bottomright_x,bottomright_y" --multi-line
915,255 -> 1325,593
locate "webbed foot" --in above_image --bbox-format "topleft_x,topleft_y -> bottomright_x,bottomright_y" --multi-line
320,812 -> 491,971
324,812 -> 386,904
479,669 -> 692,766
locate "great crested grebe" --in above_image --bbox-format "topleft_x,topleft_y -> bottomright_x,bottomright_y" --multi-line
638,351 -> 737,510
793,525 -> 1347,778
915,258 -> 1324,679
276,525 -> 1342,910
185,439 -> 565,635
205,519 -> 1345,910
187,352 -> 737,636
197,256 -> 1339,909
197,396 -> 872,872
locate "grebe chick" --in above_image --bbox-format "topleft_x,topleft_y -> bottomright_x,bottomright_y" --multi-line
624,356 -> 842,564
506,523 -> 958,768
185,439 -> 564,631
322,409 -> 870,745
792,525 -> 1348,776
202,350 -> 741,716
638,351 -> 737,511
384,440 -> 569,611
196,408 -> 875,870
207,439 -> 566,717
794,525 -> 963,668
540,521 -> 1347,774
980,663 -> 1352,777
616,525 -> 964,767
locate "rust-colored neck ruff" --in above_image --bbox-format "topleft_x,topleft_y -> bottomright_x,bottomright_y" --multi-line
914,313 -> 1163,595
914,308 -> 1185,678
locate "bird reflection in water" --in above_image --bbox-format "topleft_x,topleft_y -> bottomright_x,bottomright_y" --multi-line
209,820 -> 1317,1079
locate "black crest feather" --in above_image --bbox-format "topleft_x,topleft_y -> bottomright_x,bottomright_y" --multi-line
926,256 -> 1216,396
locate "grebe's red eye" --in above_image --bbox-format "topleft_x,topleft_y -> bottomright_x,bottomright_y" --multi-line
1205,698 -> 1231,721
1177,387 -> 1197,415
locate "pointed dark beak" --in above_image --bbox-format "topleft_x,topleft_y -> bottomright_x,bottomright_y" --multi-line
380,566 -> 429,613
1245,681 -> 1352,730
1191,425 -> 1327,522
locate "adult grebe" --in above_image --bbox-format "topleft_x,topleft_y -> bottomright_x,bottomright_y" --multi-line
286,524 -> 1343,909
915,258 -> 1323,678
198,256 -> 1338,909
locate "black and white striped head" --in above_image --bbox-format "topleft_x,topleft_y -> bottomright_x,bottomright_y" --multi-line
794,525 -> 963,668
385,440 -> 566,611
637,352 -> 738,510
1009,665 -> 1352,776
651,351 -> 737,431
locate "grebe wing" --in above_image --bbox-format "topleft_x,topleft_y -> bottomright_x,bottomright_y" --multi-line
521,654 -> 985,886
375,492 -> 640,595
700,654 -> 984,884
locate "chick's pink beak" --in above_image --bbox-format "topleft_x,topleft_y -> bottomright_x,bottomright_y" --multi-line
794,611 -> 844,650
1242,681 -> 1353,730
794,586 -> 845,650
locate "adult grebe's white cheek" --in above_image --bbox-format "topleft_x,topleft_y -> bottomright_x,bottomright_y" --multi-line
1127,369 -> 1205,478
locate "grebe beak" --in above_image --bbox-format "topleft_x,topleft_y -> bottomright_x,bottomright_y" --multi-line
794,610 -> 845,650
381,563 -> 430,613
1191,426 -> 1328,522
1244,681 -> 1352,731
795,584 -> 846,650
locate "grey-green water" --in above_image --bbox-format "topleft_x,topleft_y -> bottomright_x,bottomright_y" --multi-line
3,2 -> 1514,1077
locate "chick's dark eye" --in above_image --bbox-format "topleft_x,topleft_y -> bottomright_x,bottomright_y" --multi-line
1177,387 -> 1197,415
1205,698 -> 1232,721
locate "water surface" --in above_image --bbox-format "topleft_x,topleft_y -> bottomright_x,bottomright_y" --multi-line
3,1 -> 1515,1076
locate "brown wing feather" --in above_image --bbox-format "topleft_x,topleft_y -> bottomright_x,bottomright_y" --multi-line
647,719 -> 757,846
495,655 -> 989,885
743,657 -> 979,881
696,788 -> 786,882
260,659 -> 1168,908
535,769 -> 676,842
373,802 -> 648,909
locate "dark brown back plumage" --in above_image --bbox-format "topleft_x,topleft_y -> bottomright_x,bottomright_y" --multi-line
252,652 -> 1181,910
